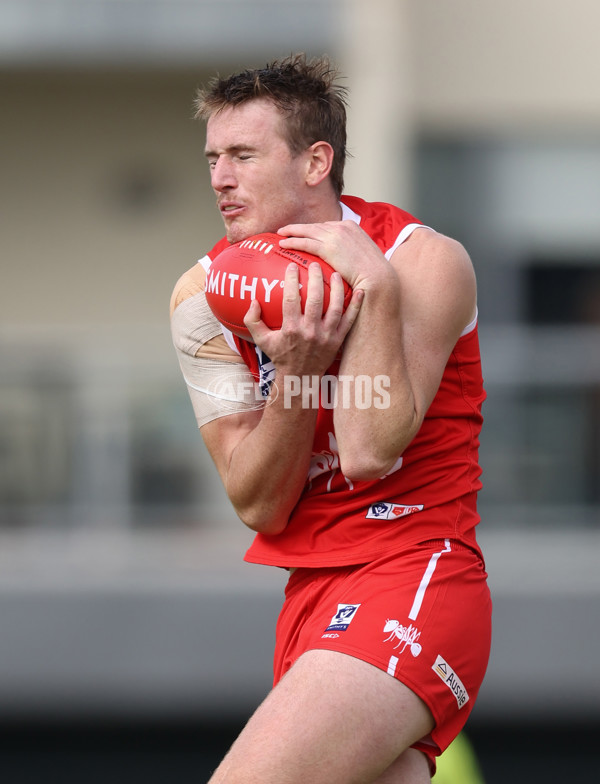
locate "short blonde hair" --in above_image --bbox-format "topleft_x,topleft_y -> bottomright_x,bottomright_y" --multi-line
194,53 -> 348,198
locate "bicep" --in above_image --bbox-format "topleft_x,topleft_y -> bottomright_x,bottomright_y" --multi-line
170,277 -> 265,476
391,232 -> 477,415
179,335 -> 265,480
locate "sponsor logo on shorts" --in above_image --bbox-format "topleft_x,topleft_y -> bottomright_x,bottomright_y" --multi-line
324,603 -> 361,632
366,502 -> 424,520
383,619 -> 422,657
432,655 -> 470,709
321,633 -> 340,639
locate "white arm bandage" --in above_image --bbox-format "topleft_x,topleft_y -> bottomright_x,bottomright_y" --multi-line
171,290 -> 264,428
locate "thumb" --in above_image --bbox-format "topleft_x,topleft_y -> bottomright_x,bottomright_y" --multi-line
243,299 -> 270,343
339,288 -> 364,336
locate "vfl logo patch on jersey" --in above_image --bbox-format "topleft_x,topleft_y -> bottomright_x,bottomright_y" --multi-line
432,655 -> 470,709
366,502 -> 424,520
324,603 -> 361,633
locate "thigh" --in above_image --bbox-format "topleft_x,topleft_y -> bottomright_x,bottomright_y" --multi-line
275,540 -> 492,762
208,648 -> 434,784
374,748 -> 431,784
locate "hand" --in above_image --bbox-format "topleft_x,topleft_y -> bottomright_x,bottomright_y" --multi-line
243,259 -> 363,377
277,220 -> 395,291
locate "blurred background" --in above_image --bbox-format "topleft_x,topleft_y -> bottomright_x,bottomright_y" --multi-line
1,0 -> 599,781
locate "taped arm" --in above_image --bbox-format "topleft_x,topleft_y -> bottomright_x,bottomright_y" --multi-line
170,263 -> 318,534
170,264 -> 263,428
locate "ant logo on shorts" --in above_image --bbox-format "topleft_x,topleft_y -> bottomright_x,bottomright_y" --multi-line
324,603 -> 361,632
383,619 -> 422,657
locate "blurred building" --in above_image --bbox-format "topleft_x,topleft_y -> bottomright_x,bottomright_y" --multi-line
0,1 -> 599,777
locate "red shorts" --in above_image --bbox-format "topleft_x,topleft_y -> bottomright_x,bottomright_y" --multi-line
273,539 -> 492,766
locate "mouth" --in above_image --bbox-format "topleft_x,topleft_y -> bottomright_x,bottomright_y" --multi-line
219,201 -> 245,219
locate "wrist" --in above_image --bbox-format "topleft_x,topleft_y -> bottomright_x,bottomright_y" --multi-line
275,371 -> 325,413
353,262 -> 399,295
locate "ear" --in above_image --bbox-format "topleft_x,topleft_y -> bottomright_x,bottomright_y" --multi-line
305,141 -> 335,187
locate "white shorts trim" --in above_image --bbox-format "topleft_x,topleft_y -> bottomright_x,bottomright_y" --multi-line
408,539 -> 451,621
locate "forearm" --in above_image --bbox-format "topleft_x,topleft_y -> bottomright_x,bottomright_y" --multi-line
219,378 -> 319,534
218,260 -> 360,531
333,232 -> 477,482
334,276 -> 418,481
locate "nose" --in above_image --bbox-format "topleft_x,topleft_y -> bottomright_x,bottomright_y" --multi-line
211,156 -> 237,192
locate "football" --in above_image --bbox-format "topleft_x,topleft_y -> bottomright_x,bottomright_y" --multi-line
204,232 -> 352,340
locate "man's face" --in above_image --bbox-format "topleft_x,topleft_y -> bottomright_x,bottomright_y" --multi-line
205,100 -> 310,243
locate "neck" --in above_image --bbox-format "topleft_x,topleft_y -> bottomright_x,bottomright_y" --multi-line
303,189 -> 343,224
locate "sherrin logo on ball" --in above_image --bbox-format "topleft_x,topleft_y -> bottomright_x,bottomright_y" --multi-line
205,232 -> 353,341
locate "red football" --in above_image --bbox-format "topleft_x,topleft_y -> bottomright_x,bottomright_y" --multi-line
205,232 -> 353,340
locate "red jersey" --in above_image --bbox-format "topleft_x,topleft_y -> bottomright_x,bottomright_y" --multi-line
204,196 -> 486,568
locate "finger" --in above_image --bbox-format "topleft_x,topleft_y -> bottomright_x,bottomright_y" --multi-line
303,262 -> 325,321
277,223 -> 315,238
278,221 -> 337,237
277,225 -> 330,261
278,235 -> 324,261
281,263 -> 302,320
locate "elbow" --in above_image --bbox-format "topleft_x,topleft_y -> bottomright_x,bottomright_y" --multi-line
339,427 -> 418,482
337,409 -> 423,482
227,481 -> 301,536
235,504 -> 288,536
340,450 -> 401,483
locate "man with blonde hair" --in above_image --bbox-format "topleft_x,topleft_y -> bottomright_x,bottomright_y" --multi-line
171,54 -> 491,783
